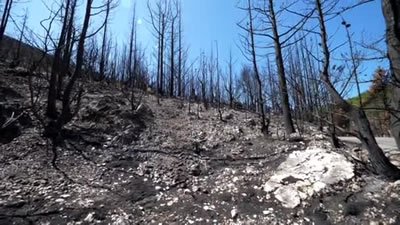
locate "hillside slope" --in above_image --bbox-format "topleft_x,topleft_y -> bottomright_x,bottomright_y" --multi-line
1,64 -> 400,225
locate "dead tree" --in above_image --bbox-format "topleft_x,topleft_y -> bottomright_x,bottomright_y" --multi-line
124,2 -> 144,111
57,0 -> 96,127
46,0 -> 72,118
0,0 -> 13,46
148,0 -> 168,96
199,52 -> 208,110
169,2 -> 178,97
382,0 -> 400,150
58,0 -> 77,98
177,1 -> 183,97
265,0 -> 297,134
315,0 -> 400,179
225,49 -> 235,109
249,0 -> 314,135
238,0 -> 269,134
99,0 -> 113,81
127,2 -> 137,88
215,41 -> 224,121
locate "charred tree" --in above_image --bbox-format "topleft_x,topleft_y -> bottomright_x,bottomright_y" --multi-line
177,2 -> 183,97
267,0 -> 295,135
238,0 -> 269,134
169,8 -> 178,97
0,0 -> 13,46
148,1 -> 168,96
46,0 -> 72,118
316,0 -> 400,180
60,0 -> 94,124
225,50 -> 235,109
382,0 -> 400,150
99,0 -> 112,81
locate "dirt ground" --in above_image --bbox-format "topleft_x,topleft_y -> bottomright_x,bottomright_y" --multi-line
1,65 -> 400,225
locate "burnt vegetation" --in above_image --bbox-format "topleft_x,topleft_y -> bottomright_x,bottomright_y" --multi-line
1,0 -> 400,224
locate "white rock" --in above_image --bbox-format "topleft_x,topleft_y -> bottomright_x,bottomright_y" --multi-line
263,208 -> 273,215
263,146 -> 354,208
274,185 -> 301,209
245,166 -> 257,174
84,212 -> 95,222
231,209 -> 239,219
313,182 -> 326,192
60,194 -> 70,198
192,185 -> 199,192
262,210 -> 269,215
167,201 -> 174,206
203,205 -> 212,211
155,186 -> 162,191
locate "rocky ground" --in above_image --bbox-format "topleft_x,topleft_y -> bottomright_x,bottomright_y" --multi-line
1,64 -> 400,225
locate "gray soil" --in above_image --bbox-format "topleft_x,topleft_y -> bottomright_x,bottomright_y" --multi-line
1,65 -> 400,225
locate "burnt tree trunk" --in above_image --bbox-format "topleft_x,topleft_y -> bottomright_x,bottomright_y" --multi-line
316,0 -> 400,179
58,0 -> 77,99
382,0 -> 400,150
47,0 -> 71,118
0,0 -> 13,46
170,16 -> 175,97
99,0 -> 111,81
60,0 -> 93,124
268,0 -> 295,135
247,0 -> 268,134
177,6 -> 182,97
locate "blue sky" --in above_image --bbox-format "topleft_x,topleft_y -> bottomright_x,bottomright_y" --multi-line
7,0 -> 387,96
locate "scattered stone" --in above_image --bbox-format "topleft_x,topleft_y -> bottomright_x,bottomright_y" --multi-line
84,212 -> 95,223
155,186 -> 162,191
203,205 -> 212,211
60,194 -> 71,198
231,208 -> 239,219
263,208 -> 273,215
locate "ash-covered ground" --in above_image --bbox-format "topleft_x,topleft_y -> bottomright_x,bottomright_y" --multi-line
1,65 -> 400,225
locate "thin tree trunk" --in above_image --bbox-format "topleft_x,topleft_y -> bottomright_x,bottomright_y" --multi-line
99,0 -> 111,81
247,0 -> 268,133
268,0 -> 295,135
170,17 -> 175,96
0,0 -> 13,46
58,0 -> 77,99
178,6 -> 182,97
60,0 -> 93,124
47,0 -> 71,118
